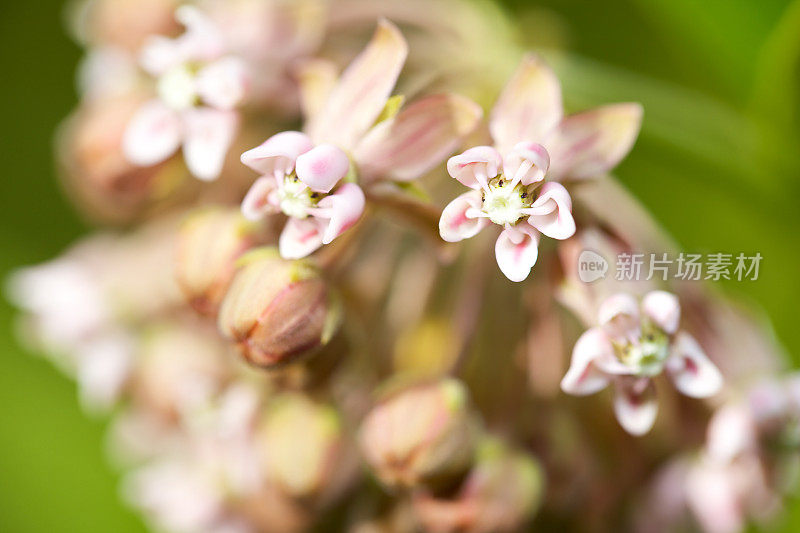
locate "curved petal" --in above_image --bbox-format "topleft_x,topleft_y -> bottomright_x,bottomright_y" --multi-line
495,224 -> 540,282
503,142 -> 550,187
140,35 -> 187,76
446,146 -> 502,190
241,177 -> 279,221
296,59 -> 338,123
122,100 -> 182,167
315,183 -> 365,244
642,290 -> 681,335
614,377 -> 658,436
439,191 -> 487,242
174,5 -> 225,62
524,182 -> 575,240
278,217 -> 325,259
489,54 -> 563,153
354,94 -> 483,182
295,144 -> 350,193
706,404 -> 756,463
561,327 -> 614,395
240,131 -> 314,176
685,460 -> 745,533
666,333 -> 723,398
307,20 -> 408,150
195,57 -> 250,110
598,293 -> 641,341
546,103 -> 643,182
183,107 -> 238,181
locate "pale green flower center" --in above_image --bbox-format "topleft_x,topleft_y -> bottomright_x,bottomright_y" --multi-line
278,175 -> 319,218
481,176 -> 533,226
158,64 -> 198,110
614,325 -> 670,376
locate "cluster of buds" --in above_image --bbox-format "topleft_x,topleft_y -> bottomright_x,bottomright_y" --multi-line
8,1 -> 791,532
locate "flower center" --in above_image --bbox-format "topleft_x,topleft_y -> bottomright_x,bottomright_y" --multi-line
614,327 -> 670,376
278,176 -> 318,218
158,64 -> 198,110
481,176 -> 532,226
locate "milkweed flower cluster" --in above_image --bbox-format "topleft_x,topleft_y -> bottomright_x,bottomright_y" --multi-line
7,1 -> 793,532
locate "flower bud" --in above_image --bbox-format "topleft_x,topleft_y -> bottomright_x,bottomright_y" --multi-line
217,248 -> 341,368
359,379 -> 479,491
256,393 -> 351,501
411,437 -> 545,533
175,208 -> 258,316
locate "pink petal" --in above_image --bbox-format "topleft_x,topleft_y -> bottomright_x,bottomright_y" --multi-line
494,224 -> 540,282
174,5 -> 225,62
195,57 -> 250,110
140,35 -> 187,75
561,327 -> 614,395
546,103 -> 643,182
666,333 -> 723,398
122,100 -> 182,167
685,461 -> 745,533
278,217 -> 325,259
296,59 -> 339,123
489,54 -> 563,153
598,293 -> 641,341
642,290 -> 681,335
525,182 -> 575,240
315,183 -> 366,244
307,20 -> 408,150
354,94 -> 483,182
240,131 -> 314,176
446,146 -> 502,190
502,142 -> 550,186
182,107 -> 238,181
706,404 -> 756,463
241,177 -> 279,221
614,377 -> 658,436
439,191 -> 487,242
295,144 -> 350,193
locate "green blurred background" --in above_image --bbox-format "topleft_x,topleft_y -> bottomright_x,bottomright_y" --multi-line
0,0 -> 798,531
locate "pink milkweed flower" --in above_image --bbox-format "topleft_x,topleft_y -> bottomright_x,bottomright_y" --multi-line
123,5 -> 249,181
440,55 -> 642,282
241,20 -> 482,259
561,291 -> 723,436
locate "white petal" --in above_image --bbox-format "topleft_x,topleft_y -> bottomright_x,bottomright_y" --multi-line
561,327 -> 613,395
502,142 -> 550,187
614,377 -> 658,436
666,333 -> 723,398
240,131 -> 313,176
183,107 -> 238,181
122,100 -> 182,167
316,183 -> 365,244
241,177 -> 279,221
446,146 -> 502,190
196,57 -> 250,110
295,144 -> 350,193
598,293 -> 641,341
525,182 -> 575,240
642,290 -> 681,335
278,217 -> 325,259
439,191 -> 487,242
494,224 -> 540,282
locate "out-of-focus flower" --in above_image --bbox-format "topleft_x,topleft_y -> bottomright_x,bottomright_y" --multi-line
217,248 -> 341,368
69,0 -> 180,52
411,437 -> 544,533
440,55 -> 642,282
175,207 -> 261,316
123,5 -> 249,181
561,291 -> 723,435
241,20 -> 482,259
359,378 -> 479,490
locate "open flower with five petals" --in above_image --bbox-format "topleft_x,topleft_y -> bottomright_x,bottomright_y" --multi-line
123,5 -> 249,181
561,291 -> 723,435
440,55 -> 642,282
241,20 -> 482,259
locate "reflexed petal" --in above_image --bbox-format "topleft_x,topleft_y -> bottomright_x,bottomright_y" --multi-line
295,144 -> 350,193
316,183 -> 365,244
241,177 -> 279,221
122,100 -> 182,167
439,191 -> 486,242
613,377 -> 658,436
196,57 -> 249,110
706,404 -> 756,463
183,107 -> 238,181
174,5 -> 225,62
642,290 -> 681,334
140,35 -> 186,75
598,293 -> 641,341
503,142 -> 550,186
525,182 -> 575,240
354,94 -> 483,182
666,333 -> 723,398
240,131 -> 314,175
307,20 -> 408,149
546,103 -> 643,181
278,217 -> 325,259
685,460 -> 745,533
495,224 -> 540,282
296,59 -> 339,123
446,146 -> 502,190
561,327 -> 614,395
489,54 -> 562,153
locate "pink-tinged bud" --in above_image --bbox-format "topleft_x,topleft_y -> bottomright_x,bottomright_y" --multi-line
217,248 -> 341,368
256,393 -> 352,501
175,207 -> 258,316
359,379 -> 479,490
412,437 -> 544,533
